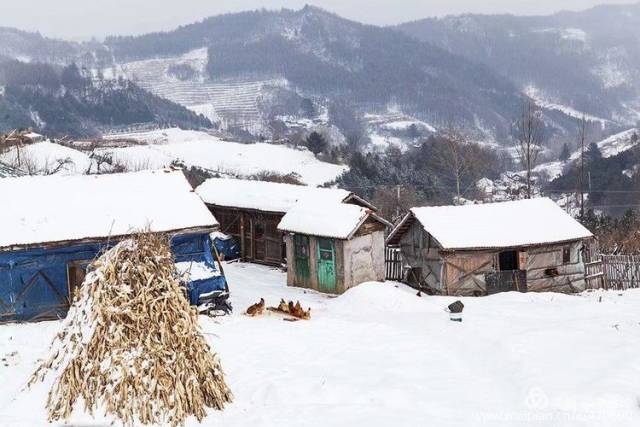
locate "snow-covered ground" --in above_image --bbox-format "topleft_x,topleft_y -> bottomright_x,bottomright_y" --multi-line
101,128 -> 348,186
476,127 -> 639,206
583,128 -> 639,158
525,85 -> 611,129
2,262 -> 639,426
0,140 -> 94,175
531,127 -> 639,181
364,111 -> 436,152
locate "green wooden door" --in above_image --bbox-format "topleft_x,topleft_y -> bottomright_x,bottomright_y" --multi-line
294,235 -> 311,287
317,238 -> 337,293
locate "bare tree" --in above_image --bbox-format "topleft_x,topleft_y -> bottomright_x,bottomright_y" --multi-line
513,99 -> 545,199
372,185 -> 423,223
435,125 -> 473,199
577,116 -> 587,218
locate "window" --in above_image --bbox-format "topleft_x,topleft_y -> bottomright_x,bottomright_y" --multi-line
562,247 -> 571,264
318,238 -> 335,261
498,250 -> 519,271
294,235 -> 309,258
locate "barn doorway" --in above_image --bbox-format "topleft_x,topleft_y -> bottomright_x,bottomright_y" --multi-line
499,250 -> 519,271
487,250 -> 527,294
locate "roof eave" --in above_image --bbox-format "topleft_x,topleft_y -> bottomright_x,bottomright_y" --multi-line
386,211 -> 414,245
0,224 -> 219,253
439,235 -> 595,252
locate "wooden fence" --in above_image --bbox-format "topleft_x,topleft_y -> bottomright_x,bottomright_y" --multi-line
584,259 -> 605,290
385,247 -> 404,281
600,255 -> 640,290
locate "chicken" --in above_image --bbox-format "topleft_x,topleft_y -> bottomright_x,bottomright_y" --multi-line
277,299 -> 289,313
245,298 -> 265,316
290,301 -> 311,320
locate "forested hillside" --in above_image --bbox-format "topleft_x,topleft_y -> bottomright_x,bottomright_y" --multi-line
0,59 -> 212,137
397,3 -> 640,127
105,7 -> 525,140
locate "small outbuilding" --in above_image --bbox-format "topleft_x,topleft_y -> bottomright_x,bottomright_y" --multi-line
0,169 -> 227,322
386,198 -> 594,295
196,178 -> 376,266
278,202 -> 391,294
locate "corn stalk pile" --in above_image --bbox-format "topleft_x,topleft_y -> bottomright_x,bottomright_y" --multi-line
30,233 -> 232,426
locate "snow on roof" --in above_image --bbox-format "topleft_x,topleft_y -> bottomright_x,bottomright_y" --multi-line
278,202 -> 384,239
0,141 -> 93,175
0,169 -> 218,250
402,198 -> 593,250
196,178 -> 353,213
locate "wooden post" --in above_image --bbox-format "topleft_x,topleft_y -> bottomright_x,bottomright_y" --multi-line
239,213 -> 245,260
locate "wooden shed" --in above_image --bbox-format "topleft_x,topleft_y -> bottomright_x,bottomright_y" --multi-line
386,198 -> 594,296
278,202 -> 391,294
196,178 -> 375,266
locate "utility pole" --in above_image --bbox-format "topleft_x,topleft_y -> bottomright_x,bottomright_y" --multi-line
396,185 -> 401,220
578,116 -> 587,219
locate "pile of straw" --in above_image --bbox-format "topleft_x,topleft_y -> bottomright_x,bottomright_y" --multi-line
30,233 -> 232,426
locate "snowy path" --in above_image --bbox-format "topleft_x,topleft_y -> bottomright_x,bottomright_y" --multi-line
1,262 -> 639,426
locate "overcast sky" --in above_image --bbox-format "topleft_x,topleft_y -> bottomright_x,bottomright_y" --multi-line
1,0 -> 636,40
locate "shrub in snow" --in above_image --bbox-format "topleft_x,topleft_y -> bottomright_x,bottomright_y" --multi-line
30,233 -> 232,426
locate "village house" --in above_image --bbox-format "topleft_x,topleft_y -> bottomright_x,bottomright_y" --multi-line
0,169 -> 227,322
195,178 -> 376,266
278,202 -> 391,294
386,198 -> 594,295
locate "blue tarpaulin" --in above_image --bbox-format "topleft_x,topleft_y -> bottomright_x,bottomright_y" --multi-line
212,233 -> 240,261
0,232 -> 227,322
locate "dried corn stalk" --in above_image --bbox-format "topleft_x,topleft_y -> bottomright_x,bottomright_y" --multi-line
30,232 -> 232,426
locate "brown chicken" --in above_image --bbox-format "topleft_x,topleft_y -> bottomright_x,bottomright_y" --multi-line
277,299 -> 290,313
291,301 -> 312,320
246,298 -> 265,316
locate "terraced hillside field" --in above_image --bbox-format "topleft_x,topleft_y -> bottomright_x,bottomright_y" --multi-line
107,48 -> 289,135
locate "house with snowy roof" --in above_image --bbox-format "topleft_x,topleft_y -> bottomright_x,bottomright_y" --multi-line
0,169 -> 228,322
278,202 -> 391,294
386,198 -> 594,296
195,178 -> 376,266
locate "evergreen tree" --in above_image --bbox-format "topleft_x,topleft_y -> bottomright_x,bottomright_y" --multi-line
559,142 -> 570,162
407,123 -> 421,139
61,63 -> 85,90
306,131 -> 328,155
300,98 -> 315,117
586,142 -> 602,163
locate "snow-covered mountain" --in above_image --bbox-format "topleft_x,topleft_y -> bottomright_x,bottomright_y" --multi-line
397,3 -> 640,131
2,4 -> 639,150
0,7 -> 530,142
